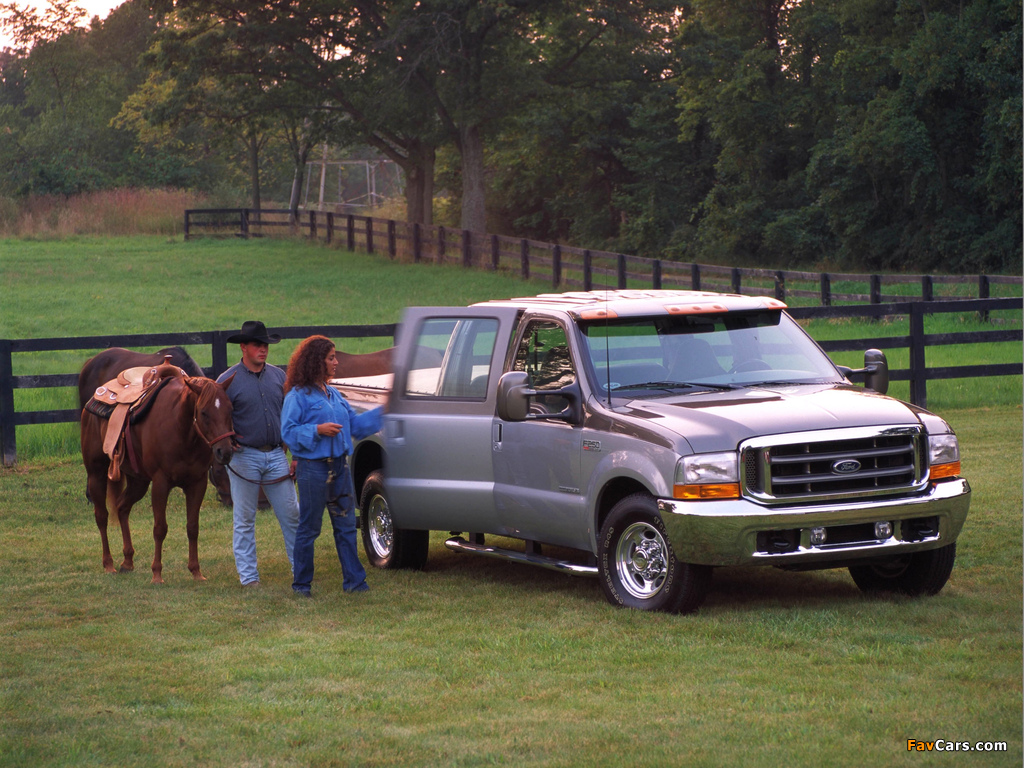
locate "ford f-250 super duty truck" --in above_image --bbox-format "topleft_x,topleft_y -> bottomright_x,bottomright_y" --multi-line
333,290 -> 971,613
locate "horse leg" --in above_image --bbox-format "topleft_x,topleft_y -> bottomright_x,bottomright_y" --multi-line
115,476 -> 149,573
149,478 -> 172,584
183,480 -> 208,581
87,470 -> 116,573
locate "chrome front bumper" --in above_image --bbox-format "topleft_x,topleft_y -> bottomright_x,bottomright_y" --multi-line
657,479 -> 971,567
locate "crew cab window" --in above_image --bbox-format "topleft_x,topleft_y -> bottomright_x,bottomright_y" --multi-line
404,317 -> 499,398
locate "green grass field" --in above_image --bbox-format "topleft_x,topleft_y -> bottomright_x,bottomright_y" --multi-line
1,236 -> 1021,767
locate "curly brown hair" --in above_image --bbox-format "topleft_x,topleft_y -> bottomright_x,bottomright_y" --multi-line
284,335 -> 335,393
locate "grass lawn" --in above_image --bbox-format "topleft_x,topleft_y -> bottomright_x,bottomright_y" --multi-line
1,236 -> 1021,766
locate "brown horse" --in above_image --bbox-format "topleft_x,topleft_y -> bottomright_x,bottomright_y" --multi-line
80,374 -> 236,583
78,346 -> 204,408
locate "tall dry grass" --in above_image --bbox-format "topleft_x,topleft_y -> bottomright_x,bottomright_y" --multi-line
0,188 -> 211,238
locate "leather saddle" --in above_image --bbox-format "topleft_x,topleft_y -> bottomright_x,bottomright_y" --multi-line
88,357 -> 188,482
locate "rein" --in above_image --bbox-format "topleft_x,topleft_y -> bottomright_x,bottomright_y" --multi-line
226,462 -> 294,487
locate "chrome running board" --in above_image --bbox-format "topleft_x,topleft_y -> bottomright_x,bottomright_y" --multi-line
444,536 -> 598,577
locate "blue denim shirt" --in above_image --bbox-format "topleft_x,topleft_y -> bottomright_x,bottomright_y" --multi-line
281,385 -> 383,460
216,361 -> 287,448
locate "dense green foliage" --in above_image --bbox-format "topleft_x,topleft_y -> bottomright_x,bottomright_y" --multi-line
0,0 -> 1019,272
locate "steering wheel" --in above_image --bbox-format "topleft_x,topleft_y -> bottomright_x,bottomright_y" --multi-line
730,359 -> 770,373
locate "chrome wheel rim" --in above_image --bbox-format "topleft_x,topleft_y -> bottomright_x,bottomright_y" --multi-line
366,493 -> 394,558
615,521 -> 669,599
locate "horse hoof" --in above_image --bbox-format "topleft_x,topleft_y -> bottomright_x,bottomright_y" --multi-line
104,564 -> 116,574
118,564 -> 134,573
151,576 -> 165,585
192,573 -> 207,582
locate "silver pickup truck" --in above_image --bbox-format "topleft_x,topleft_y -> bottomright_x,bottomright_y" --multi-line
334,290 -> 971,613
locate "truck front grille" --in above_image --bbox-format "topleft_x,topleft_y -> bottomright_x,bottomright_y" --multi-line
741,426 -> 925,504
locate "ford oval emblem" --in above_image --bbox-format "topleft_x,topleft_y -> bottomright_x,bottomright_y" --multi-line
832,459 -> 862,474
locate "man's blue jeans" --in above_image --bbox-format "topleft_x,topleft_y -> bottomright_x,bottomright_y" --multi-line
227,446 -> 299,585
293,456 -> 368,594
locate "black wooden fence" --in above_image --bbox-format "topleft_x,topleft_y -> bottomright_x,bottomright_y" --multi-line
185,208 -> 1022,306
2,299 -> 1020,465
0,323 -> 396,466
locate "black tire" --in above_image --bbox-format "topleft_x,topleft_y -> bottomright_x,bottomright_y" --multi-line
848,542 -> 956,596
359,470 -> 429,570
597,493 -> 711,614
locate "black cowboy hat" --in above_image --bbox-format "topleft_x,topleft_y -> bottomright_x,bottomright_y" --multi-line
227,320 -> 282,344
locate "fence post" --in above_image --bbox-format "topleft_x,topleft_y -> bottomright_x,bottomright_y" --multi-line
388,220 -> 397,258
908,303 -> 927,408
691,264 -> 701,291
820,273 -> 831,306
774,270 -> 785,302
617,254 -> 627,289
520,239 -> 530,280
552,245 -> 562,288
309,210 -> 317,240
490,234 -> 499,270
184,210 -> 192,240
870,275 -> 882,304
731,267 -> 741,294
653,259 -> 662,290
211,331 -> 231,379
463,230 -> 472,268
438,227 -> 446,263
413,223 -> 422,263
346,215 -> 356,251
241,209 -> 249,239
921,275 -> 933,301
366,217 -> 374,255
0,339 -> 16,466
326,212 -> 334,244
979,275 -> 990,321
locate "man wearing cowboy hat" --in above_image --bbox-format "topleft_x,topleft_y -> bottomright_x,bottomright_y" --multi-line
217,320 -> 299,587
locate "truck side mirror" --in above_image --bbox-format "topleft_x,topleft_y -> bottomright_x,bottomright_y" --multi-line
838,349 -> 889,395
863,348 -> 889,395
497,371 -> 531,421
496,371 -> 583,425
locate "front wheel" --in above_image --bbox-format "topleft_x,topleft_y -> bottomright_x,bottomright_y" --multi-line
848,542 -> 956,596
598,493 -> 711,614
359,470 -> 429,570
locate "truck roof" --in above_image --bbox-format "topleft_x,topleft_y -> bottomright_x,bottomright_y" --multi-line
473,290 -> 787,319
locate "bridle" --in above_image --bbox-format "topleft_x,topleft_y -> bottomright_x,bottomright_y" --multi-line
190,380 -> 235,447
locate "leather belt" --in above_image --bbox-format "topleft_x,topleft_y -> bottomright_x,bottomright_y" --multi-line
243,443 -> 281,452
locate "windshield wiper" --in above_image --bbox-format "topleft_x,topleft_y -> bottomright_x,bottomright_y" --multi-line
609,381 -> 739,393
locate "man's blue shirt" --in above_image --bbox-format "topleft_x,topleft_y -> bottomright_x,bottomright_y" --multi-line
217,361 -> 287,448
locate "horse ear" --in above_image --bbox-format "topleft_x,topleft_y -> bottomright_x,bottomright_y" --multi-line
184,376 -> 205,396
219,373 -> 236,391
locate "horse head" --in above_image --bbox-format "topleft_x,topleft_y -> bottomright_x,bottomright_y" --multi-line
185,374 -> 236,465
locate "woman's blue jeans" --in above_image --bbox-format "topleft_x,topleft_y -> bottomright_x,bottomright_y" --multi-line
293,456 -> 368,594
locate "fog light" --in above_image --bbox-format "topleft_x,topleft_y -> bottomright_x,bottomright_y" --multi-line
810,527 -> 827,546
874,521 -> 893,539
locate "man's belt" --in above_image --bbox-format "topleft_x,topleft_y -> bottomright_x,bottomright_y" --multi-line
242,443 -> 281,452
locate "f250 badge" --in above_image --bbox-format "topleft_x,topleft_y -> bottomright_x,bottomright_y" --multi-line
583,439 -> 601,452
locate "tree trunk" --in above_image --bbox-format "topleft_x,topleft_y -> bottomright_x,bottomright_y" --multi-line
459,124 -> 486,233
248,129 -> 261,212
403,140 -> 436,225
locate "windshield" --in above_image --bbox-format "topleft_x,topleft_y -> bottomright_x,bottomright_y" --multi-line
579,310 -> 844,395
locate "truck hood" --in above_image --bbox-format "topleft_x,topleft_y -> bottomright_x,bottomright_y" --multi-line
621,384 -> 922,454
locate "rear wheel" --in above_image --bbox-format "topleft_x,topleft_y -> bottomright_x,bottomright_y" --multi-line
359,470 -> 429,570
848,542 -> 956,596
597,493 -> 711,614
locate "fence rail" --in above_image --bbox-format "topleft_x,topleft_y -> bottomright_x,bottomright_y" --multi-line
185,208 -> 1022,306
2,299 -> 1021,466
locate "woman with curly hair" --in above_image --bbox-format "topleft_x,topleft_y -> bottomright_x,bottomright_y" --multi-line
281,335 -> 384,596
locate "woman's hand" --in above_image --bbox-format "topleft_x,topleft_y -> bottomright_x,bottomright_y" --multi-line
316,422 -> 343,437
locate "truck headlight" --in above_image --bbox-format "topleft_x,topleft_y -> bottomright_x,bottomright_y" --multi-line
674,452 -> 740,500
929,433 -> 961,481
